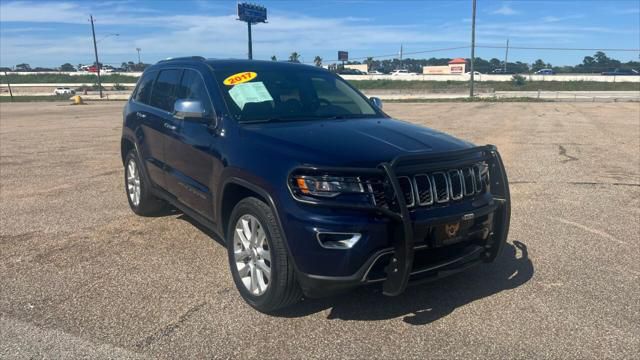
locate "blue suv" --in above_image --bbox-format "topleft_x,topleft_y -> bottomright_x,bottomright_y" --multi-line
121,57 -> 511,312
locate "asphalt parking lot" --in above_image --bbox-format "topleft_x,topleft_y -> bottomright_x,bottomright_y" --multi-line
1,101 -> 639,359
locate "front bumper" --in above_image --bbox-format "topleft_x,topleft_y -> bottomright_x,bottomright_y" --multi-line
288,145 -> 511,297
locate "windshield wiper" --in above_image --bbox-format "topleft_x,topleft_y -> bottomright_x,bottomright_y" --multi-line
239,117 -> 286,124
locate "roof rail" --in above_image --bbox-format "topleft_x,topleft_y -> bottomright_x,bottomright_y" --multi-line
157,56 -> 206,64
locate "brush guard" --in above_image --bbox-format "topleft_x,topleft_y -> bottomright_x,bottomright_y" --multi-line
290,145 -> 511,296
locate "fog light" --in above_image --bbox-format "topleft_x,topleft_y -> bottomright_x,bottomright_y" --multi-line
316,232 -> 362,249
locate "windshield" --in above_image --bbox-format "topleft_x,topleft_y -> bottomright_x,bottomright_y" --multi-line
214,67 -> 380,123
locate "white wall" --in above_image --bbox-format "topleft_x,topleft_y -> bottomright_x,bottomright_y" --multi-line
339,74 -> 640,82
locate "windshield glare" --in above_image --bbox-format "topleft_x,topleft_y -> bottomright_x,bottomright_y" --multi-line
215,68 -> 380,123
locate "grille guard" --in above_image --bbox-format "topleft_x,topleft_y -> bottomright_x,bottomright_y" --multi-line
290,145 -> 511,296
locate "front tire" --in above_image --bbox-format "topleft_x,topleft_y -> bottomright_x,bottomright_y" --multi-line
227,197 -> 302,312
124,149 -> 167,216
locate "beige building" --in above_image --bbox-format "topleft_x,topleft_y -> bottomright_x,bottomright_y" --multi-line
345,64 -> 369,73
422,58 -> 468,75
448,58 -> 467,74
423,65 -> 450,74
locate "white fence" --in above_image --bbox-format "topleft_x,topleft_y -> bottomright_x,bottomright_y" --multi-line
340,74 -> 640,82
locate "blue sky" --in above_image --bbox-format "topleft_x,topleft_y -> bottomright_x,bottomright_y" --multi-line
1,0 -> 639,68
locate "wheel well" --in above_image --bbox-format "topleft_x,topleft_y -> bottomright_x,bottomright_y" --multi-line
121,138 -> 135,164
221,183 -> 268,237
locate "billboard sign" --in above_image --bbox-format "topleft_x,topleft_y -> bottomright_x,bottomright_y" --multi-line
237,3 -> 267,23
338,51 -> 348,61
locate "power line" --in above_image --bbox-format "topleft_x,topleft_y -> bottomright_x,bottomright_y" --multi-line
305,45 -> 472,63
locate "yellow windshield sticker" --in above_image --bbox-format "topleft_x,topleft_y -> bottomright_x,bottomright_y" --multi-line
223,72 -> 257,86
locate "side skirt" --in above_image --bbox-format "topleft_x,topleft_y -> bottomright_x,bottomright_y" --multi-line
151,187 -> 224,242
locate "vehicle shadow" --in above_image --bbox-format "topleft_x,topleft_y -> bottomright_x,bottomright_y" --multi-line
275,241 -> 533,325
175,213 -> 226,247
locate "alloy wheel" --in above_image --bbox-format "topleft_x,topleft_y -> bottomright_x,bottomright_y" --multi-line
233,214 -> 271,296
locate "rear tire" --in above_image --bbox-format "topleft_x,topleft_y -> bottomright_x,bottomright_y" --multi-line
227,197 -> 302,312
124,149 -> 167,216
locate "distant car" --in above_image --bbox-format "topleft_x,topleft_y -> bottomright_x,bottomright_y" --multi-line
465,71 -> 482,76
368,70 -> 384,75
601,69 -> 639,76
390,69 -> 417,76
338,68 -> 366,75
53,87 -> 75,95
535,69 -> 555,75
490,69 -> 514,75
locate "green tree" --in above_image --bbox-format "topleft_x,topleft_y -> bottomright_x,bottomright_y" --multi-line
489,58 -> 501,70
531,59 -> 549,72
365,57 -> 374,70
289,52 -> 301,63
59,63 -> 75,71
15,63 -> 31,71
313,56 -> 322,67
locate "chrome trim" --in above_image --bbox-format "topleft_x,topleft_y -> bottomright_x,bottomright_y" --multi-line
462,167 -> 476,196
431,172 -> 450,203
413,174 -> 434,206
315,231 -> 362,250
448,169 -> 464,201
473,164 -> 483,193
397,176 -> 415,207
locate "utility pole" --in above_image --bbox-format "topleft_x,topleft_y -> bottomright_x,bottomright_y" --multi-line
136,48 -> 141,64
399,44 -> 403,68
4,71 -> 13,102
469,0 -> 477,99
247,22 -> 253,60
89,15 -> 103,98
504,38 -> 509,73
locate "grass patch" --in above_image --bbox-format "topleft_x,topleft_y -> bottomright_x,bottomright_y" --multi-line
349,80 -> 640,92
0,73 -> 139,84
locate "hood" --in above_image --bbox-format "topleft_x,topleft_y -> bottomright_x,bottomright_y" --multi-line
240,118 -> 474,167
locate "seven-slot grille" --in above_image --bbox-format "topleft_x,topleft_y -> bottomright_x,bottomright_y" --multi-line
372,163 -> 488,208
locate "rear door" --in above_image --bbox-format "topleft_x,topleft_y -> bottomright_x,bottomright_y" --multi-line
146,68 -> 183,194
128,70 -> 167,189
163,69 -> 218,218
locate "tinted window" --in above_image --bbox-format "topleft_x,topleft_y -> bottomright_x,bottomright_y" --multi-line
134,70 -> 157,104
176,70 -> 213,115
149,69 -> 181,112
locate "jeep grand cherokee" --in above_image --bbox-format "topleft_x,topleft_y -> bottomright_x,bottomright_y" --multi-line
121,57 -> 511,312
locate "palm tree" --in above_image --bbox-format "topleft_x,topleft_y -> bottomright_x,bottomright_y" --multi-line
365,57 -> 374,71
289,52 -> 301,63
313,56 -> 322,67
270,55 -> 277,61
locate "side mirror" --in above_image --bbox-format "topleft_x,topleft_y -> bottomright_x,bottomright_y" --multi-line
173,99 -> 205,120
370,97 -> 383,109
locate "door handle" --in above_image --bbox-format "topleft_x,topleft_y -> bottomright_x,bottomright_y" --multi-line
136,111 -> 147,119
164,122 -> 177,131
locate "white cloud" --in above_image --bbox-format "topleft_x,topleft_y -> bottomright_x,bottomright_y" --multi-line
541,14 -> 584,23
491,4 -> 519,16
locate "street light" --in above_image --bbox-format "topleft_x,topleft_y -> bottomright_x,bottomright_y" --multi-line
136,48 -> 142,64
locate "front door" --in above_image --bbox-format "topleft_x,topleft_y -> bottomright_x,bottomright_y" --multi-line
164,69 -> 219,219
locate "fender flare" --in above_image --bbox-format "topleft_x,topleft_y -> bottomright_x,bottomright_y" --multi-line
218,177 -> 301,273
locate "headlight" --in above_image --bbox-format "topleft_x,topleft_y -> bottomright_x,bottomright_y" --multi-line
291,175 -> 366,198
